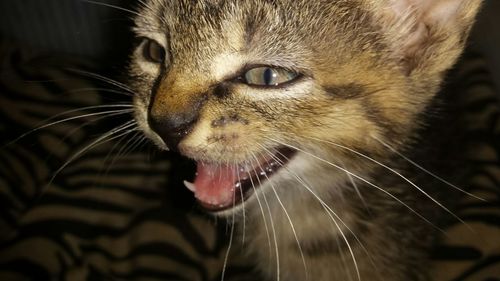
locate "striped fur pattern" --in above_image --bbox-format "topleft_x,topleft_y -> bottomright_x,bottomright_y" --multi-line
0,44 -> 247,280
128,1 -> 490,280
0,46 -> 499,280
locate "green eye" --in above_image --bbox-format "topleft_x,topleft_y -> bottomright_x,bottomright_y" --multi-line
243,67 -> 298,87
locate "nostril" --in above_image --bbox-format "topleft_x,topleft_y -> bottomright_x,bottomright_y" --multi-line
148,112 -> 198,150
148,90 -> 208,150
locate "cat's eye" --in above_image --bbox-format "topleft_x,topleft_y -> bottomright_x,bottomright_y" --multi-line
142,39 -> 165,63
243,67 -> 299,87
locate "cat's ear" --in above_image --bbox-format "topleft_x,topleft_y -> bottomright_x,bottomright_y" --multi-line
377,0 -> 482,75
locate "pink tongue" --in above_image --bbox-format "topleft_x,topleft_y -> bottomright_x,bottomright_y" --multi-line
193,163 -> 239,208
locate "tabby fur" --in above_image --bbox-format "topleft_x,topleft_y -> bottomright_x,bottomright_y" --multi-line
128,1 -> 483,280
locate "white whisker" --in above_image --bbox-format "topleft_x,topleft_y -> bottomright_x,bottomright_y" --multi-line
67,87 -> 133,97
126,132 -> 148,154
266,137 -> 444,233
50,120 -> 137,184
251,148 -> 309,281
79,0 -> 142,17
303,136 -> 468,227
235,163 -> 246,245
103,130 -> 144,175
3,106 -> 133,147
248,157 -> 280,281
241,150 -> 273,262
220,191 -> 236,281
55,110 -> 134,148
373,136 -> 485,202
260,145 -> 362,281
269,146 -> 385,281
65,68 -> 137,95
345,163 -> 370,213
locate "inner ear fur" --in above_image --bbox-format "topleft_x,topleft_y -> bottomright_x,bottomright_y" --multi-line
374,0 -> 482,75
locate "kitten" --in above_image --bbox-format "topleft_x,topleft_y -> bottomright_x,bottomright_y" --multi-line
128,0 -> 482,280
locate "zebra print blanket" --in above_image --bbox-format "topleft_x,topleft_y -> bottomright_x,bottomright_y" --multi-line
0,43 -> 499,280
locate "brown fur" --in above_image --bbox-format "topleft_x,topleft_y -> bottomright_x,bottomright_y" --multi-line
128,1 -> 482,280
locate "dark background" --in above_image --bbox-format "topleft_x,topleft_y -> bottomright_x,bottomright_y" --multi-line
0,0 -> 499,91
0,0 -> 134,70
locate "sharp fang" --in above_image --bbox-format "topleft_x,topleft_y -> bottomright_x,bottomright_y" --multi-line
183,180 -> 196,192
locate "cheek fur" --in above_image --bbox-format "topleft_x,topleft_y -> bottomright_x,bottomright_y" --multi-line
125,0 -> 483,280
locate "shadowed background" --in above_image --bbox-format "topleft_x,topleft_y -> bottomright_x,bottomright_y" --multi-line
0,0 -> 134,71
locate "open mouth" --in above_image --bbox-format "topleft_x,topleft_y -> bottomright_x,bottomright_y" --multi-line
183,147 -> 297,212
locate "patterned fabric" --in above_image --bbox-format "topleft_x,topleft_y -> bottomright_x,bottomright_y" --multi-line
430,55 -> 500,281
0,44 -> 240,281
0,43 -> 498,280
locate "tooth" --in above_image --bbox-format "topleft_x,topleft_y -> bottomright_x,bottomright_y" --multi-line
183,180 -> 196,192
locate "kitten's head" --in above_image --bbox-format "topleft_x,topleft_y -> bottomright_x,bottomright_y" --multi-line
129,0 -> 481,213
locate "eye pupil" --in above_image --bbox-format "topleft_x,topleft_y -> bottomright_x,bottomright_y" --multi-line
264,68 -> 275,85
